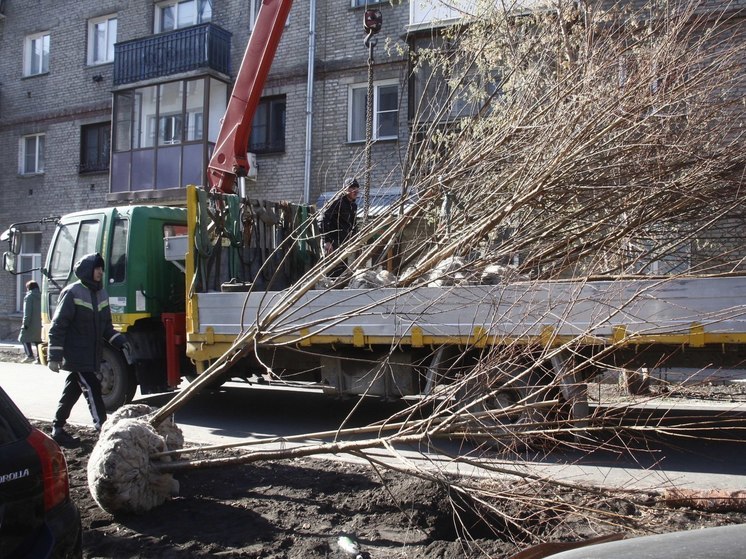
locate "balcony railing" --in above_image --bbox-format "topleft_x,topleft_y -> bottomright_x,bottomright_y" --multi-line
114,23 -> 231,86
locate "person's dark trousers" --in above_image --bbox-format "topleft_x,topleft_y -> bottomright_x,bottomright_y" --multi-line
22,342 -> 35,359
53,371 -> 107,431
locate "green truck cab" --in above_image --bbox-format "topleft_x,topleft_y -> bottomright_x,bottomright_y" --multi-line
40,205 -> 188,410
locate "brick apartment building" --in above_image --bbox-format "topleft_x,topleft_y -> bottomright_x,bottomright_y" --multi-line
0,0 -> 742,338
0,0 -> 411,337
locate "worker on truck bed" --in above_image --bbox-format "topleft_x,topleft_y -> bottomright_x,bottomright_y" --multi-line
322,177 -> 359,277
47,252 -> 129,449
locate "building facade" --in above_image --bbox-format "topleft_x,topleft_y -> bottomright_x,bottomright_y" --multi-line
2,0 -> 741,337
0,0 -> 411,337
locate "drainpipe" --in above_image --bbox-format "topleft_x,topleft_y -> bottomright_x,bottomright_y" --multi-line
302,0 -> 317,204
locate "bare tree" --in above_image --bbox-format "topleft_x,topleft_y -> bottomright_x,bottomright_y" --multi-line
400,0 -> 745,280
89,1 -> 746,552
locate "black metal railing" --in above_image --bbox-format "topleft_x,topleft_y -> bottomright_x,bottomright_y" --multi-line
114,23 -> 231,86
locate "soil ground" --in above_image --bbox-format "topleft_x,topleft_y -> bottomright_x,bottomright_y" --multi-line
32,420 -> 746,559
4,347 -> 746,558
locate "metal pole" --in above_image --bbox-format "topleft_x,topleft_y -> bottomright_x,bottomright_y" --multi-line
302,0 -> 317,205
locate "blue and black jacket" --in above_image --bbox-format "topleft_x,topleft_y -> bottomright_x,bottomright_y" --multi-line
48,253 -> 127,372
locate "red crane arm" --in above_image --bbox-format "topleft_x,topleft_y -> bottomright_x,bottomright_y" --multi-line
207,0 -> 293,193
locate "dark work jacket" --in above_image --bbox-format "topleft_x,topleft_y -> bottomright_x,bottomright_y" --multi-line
48,253 -> 126,372
322,195 -> 358,249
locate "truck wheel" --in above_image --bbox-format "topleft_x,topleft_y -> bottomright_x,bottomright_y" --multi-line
100,346 -> 136,412
457,364 -> 553,449
622,368 -> 651,395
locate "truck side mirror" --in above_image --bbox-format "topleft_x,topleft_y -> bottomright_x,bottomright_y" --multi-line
3,226 -> 22,255
3,252 -> 17,274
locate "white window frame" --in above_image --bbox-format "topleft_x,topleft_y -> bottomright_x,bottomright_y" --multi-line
154,0 -> 212,33
19,134 -> 45,175
24,32 -> 50,76
87,14 -> 117,65
15,233 -> 42,313
348,80 -> 399,143
157,113 -> 184,145
249,0 -> 289,30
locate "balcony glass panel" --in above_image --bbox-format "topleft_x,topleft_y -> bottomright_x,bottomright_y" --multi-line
111,76 -> 225,193
111,152 -> 131,192
132,149 -> 155,189
186,79 -> 205,141
156,145 -> 181,189
182,143 -> 204,186
208,79 -> 228,141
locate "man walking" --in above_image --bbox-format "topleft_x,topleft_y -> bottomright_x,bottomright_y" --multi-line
47,252 -> 129,448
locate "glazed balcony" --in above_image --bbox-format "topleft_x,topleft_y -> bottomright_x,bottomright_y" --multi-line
114,23 -> 231,86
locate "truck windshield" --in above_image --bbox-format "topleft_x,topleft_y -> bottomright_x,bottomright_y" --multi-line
49,219 -> 101,280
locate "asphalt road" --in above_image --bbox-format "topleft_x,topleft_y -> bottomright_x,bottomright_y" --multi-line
2,358 -> 745,493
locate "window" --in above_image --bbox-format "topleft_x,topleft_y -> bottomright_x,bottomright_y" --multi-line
249,96 -> 286,153
155,0 -> 212,32
80,122 -> 111,173
49,220 -> 100,282
448,71 -> 502,119
158,114 -> 184,145
108,219 -> 128,284
47,219 -> 100,316
15,233 -> 41,313
350,0 -> 386,7
111,77 -> 227,192
88,15 -> 117,65
19,134 -> 45,175
185,79 -> 205,141
24,32 -> 50,76
411,41 -> 503,125
348,81 -> 398,142
249,0 -> 289,30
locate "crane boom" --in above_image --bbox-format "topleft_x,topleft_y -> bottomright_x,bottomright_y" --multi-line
207,0 -> 293,193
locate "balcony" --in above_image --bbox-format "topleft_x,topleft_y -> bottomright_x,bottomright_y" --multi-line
114,23 -> 231,86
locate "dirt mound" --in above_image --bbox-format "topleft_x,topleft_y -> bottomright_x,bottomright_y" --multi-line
38,421 -> 746,558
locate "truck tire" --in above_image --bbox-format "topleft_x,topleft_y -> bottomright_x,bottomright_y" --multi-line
457,363 -> 553,449
99,346 -> 136,411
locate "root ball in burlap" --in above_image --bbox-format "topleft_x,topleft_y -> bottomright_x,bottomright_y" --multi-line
88,404 -> 183,514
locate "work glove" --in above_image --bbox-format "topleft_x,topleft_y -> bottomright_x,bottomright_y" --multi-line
48,360 -> 61,373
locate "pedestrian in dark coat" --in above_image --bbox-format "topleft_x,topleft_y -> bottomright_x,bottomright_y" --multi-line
18,280 -> 42,362
47,252 -> 129,448
322,177 -> 360,251
322,177 -> 360,277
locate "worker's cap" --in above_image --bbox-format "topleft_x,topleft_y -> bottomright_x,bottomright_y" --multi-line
344,177 -> 360,190
73,252 -> 105,282
76,252 -> 105,271
93,253 -> 105,270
